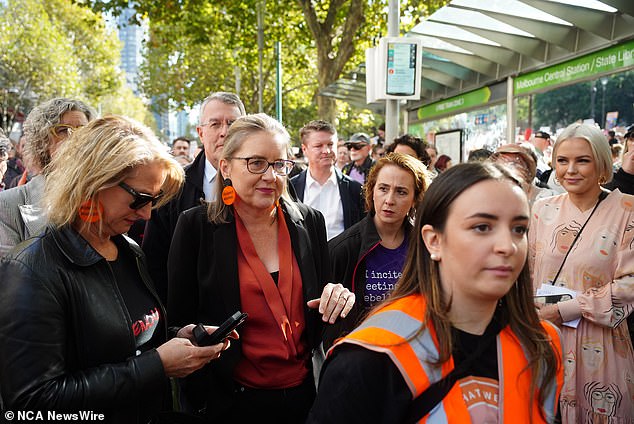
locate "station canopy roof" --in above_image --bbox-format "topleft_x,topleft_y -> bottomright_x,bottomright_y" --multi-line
320,0 -> 634,112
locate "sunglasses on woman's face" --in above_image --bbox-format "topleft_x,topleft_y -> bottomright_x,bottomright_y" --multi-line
118,182 -> 164,210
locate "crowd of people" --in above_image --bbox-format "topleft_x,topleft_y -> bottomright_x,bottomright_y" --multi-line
0,92 -> 631,423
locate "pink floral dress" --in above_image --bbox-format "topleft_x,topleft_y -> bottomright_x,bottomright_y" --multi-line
529,190 -> 634,423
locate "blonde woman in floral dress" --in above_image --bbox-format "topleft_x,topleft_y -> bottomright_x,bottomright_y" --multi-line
529,123 -> 634,423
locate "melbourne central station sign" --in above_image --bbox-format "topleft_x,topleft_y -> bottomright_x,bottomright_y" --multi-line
515,40 -> 634,96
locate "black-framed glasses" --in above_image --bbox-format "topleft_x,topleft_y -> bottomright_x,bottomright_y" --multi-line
228,157 -> 295,176
118,182 -> 164,210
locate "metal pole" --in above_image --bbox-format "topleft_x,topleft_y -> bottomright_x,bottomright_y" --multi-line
276,42 -> 282,123
590,80 -> 596,123
601,77 -> 608,129
257,1 -> 265,113
384,0 -> 399,146
507,76 -> 515,144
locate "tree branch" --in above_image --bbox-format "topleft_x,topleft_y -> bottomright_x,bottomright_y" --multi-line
323,0 -> 346,34
330,0 -> 364,83
297,0 -> 322,42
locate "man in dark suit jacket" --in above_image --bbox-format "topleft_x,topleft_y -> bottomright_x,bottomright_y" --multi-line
142,92 -> 246,304
290,120 -> 363,240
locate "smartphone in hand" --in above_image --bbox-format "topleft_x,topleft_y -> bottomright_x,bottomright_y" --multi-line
534,294 -> 572,305
192,311 -> 248,347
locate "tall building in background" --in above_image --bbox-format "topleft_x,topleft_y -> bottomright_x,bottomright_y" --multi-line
116,7 -> 171,141
175,110 -> 190,139
116,8 -> 143,95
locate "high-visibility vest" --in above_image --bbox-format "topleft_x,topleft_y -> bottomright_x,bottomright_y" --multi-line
331,294 -> 563,423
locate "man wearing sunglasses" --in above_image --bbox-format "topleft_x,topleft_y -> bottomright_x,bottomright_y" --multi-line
341,133 -> 375,185
143,92 -> 246,304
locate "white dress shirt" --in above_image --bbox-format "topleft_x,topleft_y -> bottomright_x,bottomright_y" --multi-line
304,168 -> 344,240
203,159 -> 218,201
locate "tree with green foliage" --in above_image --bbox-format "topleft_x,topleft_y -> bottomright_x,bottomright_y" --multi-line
84,0 -> 447,137
297,0 -> 446,122
0,0 -> 155,132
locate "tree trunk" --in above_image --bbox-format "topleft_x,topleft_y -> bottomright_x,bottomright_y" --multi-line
317,95 -> 337,123
298,0 -> 364,125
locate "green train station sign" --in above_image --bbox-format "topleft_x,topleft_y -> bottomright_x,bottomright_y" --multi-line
515,40 -> 634,95
418,87 -> 491,120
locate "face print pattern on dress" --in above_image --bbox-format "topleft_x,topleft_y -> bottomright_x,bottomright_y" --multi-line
536,201 -> 560,225
545,273 -> 568,288
550,220 -> 583,255
612,324 -> 632,359
622,221 -> 634,250
562,350 -> 577,397
583,381 -> 622,418
582,271 -> 605,291
607,303 -> 631,328
592,225 -> 618,260
621,194 -> 634,211
625,371 -> 634,404
580,338 -> 605,374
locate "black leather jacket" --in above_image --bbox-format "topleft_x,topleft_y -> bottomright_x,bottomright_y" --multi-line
0,225 -> 168,423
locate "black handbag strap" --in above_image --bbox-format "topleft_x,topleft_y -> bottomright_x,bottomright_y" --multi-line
405,320 -> 503,423
550,190 -> 608,285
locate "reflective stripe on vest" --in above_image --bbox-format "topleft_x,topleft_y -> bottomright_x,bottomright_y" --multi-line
332,294 -> 562,423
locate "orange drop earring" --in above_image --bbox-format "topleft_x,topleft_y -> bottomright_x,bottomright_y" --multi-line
222,178 -> 236,205
78,199 -> 103,223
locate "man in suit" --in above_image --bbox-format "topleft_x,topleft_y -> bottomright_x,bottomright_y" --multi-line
142,92 -> 246,303
291,120 -> 363,241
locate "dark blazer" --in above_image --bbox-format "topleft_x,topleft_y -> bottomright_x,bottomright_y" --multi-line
167,200 -> 329,418
142,150 -> 207,304
290,167 -> 364,232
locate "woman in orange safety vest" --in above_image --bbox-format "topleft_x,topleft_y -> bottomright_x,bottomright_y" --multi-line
308,162 -> 564,423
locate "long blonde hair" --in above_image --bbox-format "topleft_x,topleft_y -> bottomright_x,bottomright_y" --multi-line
45,115 -> 184,228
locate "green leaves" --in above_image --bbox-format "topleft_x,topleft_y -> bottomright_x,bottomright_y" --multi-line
0,0 -> 156,131
76,0 -> 447,137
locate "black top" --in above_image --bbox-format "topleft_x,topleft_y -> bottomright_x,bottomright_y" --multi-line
110,237 -> 161,352
308,319 -> 501,424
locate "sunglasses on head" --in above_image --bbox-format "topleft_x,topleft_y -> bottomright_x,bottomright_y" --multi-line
118,182 -> 164,210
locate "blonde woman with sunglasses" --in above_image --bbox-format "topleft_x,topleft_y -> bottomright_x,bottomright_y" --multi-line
0,98 -> 95,256
0,116 -> 230,422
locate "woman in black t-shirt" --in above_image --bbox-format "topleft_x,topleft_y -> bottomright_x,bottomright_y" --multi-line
0,116 -> 232,423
